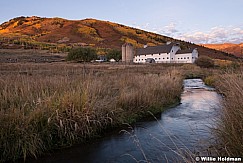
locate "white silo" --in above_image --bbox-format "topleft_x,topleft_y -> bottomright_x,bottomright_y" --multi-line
122,43 -> 134,63
126,43 -> 134,63
122,44 -> 126,62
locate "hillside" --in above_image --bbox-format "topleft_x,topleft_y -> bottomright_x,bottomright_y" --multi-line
0,16 -> 239,60
202,43 -> 243,58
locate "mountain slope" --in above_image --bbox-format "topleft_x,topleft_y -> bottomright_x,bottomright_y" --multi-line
0,16 -> 170,48
202,43 -> 243,58
0,16 -> 239,60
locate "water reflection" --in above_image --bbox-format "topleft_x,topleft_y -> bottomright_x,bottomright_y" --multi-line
28,79 -> 221,163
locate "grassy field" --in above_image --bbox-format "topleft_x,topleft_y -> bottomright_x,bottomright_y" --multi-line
0,61 -> 185,162
0,49 -> 66,63
212,69 -> 243,156
0,49 -> 242,162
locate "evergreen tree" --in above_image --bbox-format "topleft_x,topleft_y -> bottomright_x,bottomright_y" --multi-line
106,49 -> 121,61
67,47 -> 97,62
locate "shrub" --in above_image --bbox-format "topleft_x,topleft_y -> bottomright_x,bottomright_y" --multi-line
106,49 -> 121,61
66,47 -> 97,62
195,56 -> 214,68
204,75 -> 215,86
230,61 -> 240,70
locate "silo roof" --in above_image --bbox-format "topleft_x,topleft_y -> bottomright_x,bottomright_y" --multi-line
122,43 -> 133,47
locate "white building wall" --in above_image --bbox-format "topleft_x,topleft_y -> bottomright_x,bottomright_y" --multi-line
133,45 -> 198,64
192,49 -> 198,63
169,45 -> 181,62
174,49 -> 198,63
134,53 -> 195,63
134,53 -> 172,63
175,53 -> 193,63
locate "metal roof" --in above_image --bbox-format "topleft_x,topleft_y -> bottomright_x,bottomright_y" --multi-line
136,43 -> 175,55
176,49 -> 194,54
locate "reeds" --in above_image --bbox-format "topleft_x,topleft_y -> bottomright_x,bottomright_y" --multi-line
0,63 -> 183,162
213,70 -> 243,156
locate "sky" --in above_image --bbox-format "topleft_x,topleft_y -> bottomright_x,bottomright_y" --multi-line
0,0 -> 243,44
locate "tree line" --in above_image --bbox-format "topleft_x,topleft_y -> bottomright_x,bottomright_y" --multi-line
66,47 -> 122,62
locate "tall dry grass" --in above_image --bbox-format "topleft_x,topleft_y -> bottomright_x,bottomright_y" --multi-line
0,63 -> 183,162
213,70 -> 243,156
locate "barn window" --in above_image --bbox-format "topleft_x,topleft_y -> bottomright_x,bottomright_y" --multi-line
136,59 -> 137,61
155,58 -> 157,60
181,57 -> 183,59
145,55 -> 146,56
159,58 -> 161,60
167,57 -> 169,59
139,59 -> 140,61
163,58 -> 165,60
187,57 -> 189,59
184,57 -> 186,59
159,53 -> 161,55
172,58 -> 173,60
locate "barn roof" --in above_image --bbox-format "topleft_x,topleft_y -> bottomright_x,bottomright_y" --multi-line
136,43 -> 175,55
176,49 -> 194,54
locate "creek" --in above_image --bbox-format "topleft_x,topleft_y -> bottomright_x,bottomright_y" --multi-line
29,79 -> 221,162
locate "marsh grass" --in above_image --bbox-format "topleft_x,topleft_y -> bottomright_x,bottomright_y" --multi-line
213,70 -> 243,156
0,63 -> 183,162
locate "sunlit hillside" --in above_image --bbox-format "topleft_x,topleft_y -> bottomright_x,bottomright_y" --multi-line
0,16 -> 239,60
0,16 -> 172,48
202,43 -> 243,58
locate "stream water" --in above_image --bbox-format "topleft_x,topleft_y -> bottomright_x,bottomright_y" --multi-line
29,79 -> 221,163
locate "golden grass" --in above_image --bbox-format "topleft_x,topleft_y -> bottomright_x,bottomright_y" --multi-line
0,63 -> 183,162
213,59 -> 232,67
120,36 -> 144,48
78,25 -> 97,36
0,28 -> 10,34
213,69 -> 243,156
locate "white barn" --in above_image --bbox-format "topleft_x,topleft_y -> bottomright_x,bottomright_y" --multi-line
122,42 -> 198,64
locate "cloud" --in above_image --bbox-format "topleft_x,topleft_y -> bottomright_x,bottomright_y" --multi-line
157,22 -> 180,37
163,22 -> 179,34
132,22 -> 180,36
131,22 -> 243,44
176,26 -> 243,44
